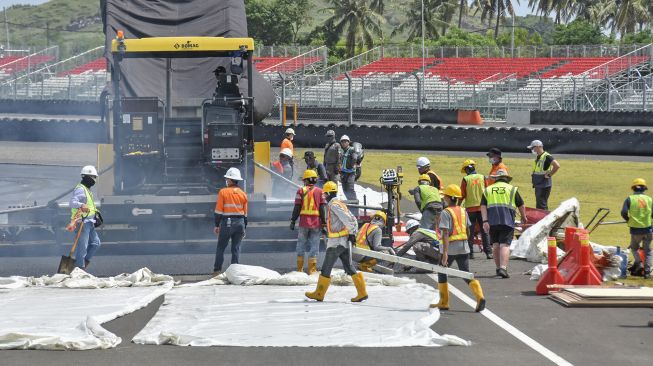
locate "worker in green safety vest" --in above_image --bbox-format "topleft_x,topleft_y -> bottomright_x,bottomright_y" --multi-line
69,165 -> 101,270
481,169 -> 527,279
621,178 -> 653,279
409,174 -> 443,231
460,159 -> 491,259
396,219 -> 441,269
528,139 -> 560,210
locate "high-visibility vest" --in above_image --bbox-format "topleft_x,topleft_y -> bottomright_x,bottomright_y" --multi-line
281,138 -> 294,155
215,186 -> 248,216
463,173 -> 485,208
484,181 -> 517,227
70,184 -> 96,219
271,161 -> 284,174
444,206 -> 468,241
628,194 -> 653,228
416,228 -> 440,241
419,185 -> 441,211
300,186 -> 320,216
532,151 -> 552,176
426,170 -> 443,189
327,200 -> 350,238
355,223 -> 379,249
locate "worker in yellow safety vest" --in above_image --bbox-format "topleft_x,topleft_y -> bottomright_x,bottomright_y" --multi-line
354,210 -> 393,272
69,165 -> 101,270
431,184 -> 486,312
621,178 -> 653,279
409,174 -> 443,230
528,139 -> 560,210
460,159 -> 491,259
306,181 -> 368,302
481,170 -> 527,279
290,170 -> 327,274
416,156 -> 443,189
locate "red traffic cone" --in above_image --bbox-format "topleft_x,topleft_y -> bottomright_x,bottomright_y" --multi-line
536,237 -> 566,295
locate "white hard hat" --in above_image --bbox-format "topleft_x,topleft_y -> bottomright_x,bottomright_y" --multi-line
405,219 -> 420,232
527,139 -> 543,149
340,135 -> 350,142
80,165 -> 98,176
280,148 -> 293,158
285,128 -> 295,135
416,157 -> 430,168
224,167 -> 243,181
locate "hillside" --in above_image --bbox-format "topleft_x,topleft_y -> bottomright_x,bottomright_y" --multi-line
0,0 -> 553,59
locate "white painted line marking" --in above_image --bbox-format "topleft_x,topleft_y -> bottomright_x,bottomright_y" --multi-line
427,274 -> 573,366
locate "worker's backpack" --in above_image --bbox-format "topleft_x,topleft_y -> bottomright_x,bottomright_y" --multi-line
352,142 -> 364,181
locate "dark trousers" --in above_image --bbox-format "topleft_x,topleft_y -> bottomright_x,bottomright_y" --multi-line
438,254 -> 471,285
468,210 -> 491,254
321,245 -> 357,277
535,186 -> 552,210
214,217 -> 245,271
341,172 -> 358,216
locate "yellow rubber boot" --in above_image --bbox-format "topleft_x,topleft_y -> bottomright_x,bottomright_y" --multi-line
297,256 -> 305,273
469,279 -> 486,312
307,257 -> 318,275
350,272 -> 369,302
357,259 -> 377,273
430,283 -> 449,310
305,275 -> 331,301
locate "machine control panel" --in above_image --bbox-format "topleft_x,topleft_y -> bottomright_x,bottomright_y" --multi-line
211,148 -> 240,160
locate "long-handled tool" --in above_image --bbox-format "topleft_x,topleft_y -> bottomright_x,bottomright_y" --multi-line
57,221 -> 84,275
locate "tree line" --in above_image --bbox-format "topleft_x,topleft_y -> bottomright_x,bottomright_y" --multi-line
246,0 -> 653,57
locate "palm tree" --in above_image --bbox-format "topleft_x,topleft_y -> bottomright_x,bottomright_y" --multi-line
475,0 -> 518,38
615,0 -> 651,35
323,0 -> 386,57
392,0 -> 458,41
458,0 -> 471,28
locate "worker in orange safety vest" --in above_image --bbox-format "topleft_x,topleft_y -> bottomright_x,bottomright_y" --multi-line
213,167 -> 248,276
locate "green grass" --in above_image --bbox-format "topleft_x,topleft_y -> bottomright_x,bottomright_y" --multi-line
302,149 -> 648,248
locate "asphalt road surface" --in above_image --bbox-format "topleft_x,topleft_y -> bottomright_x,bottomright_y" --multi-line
1,147 -> 652,366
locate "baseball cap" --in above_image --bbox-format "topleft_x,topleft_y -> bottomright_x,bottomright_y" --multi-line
486,147 -> 502,157
527,140 -> 543,149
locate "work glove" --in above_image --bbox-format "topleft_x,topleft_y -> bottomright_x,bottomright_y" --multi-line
289,220 -> 296,231
348,234 -> 356,244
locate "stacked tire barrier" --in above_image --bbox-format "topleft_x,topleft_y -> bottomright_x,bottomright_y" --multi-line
2,116 -> 653,156
531,110 -> 653,127
256,123 -> 653,156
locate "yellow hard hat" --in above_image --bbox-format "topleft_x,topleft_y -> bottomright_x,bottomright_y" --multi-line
323,181 -> 338,193
632,178 -> 648,189
303,169 -> 318,180
460,159 -> 476,174
372,210 -> 387,224
443,184 -> 462,198
418,174 -> 431,183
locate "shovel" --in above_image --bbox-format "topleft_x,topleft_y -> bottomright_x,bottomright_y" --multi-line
57,221 -> 84,275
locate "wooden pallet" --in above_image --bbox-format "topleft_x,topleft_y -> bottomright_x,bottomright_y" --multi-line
549,287 -> 653,308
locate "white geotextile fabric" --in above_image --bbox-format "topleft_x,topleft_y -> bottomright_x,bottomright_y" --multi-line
510,198 -> 580,262
337,182 -> 388,208
135,264 -> 469,347
0,268 -> 173,350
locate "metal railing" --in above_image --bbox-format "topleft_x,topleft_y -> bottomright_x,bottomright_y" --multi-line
0,46 -> 106,101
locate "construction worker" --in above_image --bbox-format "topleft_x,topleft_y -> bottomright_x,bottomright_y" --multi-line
528,139 -> 560,210
281,128 -> 295,156
290,170 -> 327,275
354,210 -> 391,272
213,167 -> 248,275
305,181 -> 368,302
481,170 -> 527,279
431,184 -> 486,312
621,178 -> 653,279
486,148 -> 509,186
303,151 -> 328,188
416,157 -> 443,189
69,165 -> 101,270
271,148 -> 294,197
460,159 -> 492,259
323,130 -> 342,182
409,174 -> 443,230
396,219 -> 441,268
339,135 -> 359,216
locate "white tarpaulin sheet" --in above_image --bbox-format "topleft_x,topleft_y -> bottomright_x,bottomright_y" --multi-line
0,268 -> 173,350
134,264 -> 469,347
510,198 -> 581,262
338,183 -> 388,208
